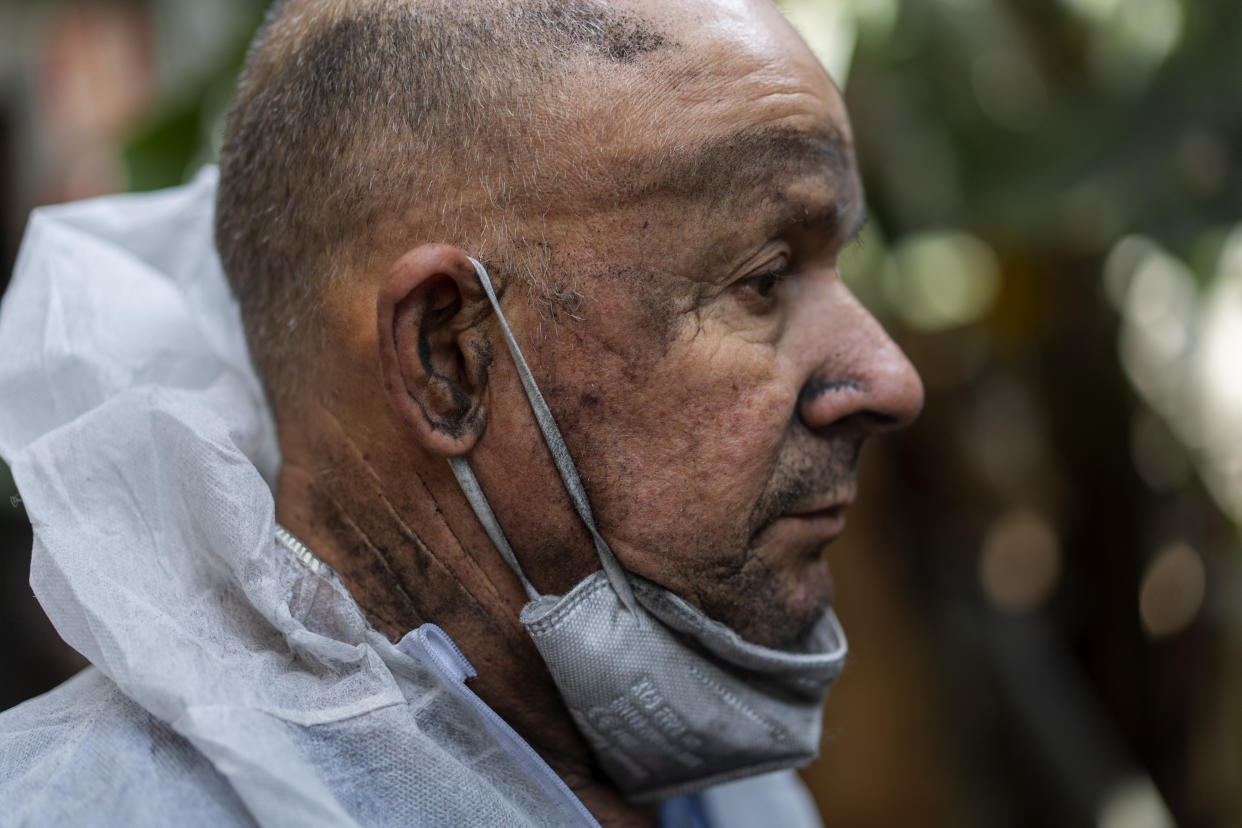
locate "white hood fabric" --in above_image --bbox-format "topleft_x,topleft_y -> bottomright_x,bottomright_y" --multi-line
0,170 -> 825,828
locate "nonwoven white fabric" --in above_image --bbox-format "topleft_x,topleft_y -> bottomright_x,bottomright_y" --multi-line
0,169 -> 823,828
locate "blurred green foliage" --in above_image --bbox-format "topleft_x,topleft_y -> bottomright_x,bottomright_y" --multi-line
123,97 -> 204,193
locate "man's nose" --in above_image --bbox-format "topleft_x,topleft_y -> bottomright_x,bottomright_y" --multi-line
796,287 -> 924,436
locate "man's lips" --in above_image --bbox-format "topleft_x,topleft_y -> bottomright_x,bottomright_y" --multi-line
780,505 -> 847,538
759,497 -> 854,545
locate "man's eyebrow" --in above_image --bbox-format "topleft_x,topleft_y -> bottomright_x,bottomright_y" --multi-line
767,187 -> 867,245
613,123 -> 854,206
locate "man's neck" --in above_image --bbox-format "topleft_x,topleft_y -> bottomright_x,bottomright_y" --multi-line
273,418 -> 656,827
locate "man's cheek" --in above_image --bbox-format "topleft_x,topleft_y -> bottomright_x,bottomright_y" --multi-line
662,315 -> 785,388
667,331 -> 791,428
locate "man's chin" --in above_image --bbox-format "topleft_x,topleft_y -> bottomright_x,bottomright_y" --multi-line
704,556 -> 834,650
768,563 -> 836,650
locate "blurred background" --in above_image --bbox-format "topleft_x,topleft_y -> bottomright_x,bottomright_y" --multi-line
0,1 -> 1238,826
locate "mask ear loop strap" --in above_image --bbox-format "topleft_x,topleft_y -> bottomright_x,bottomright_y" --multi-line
448,456 -> 540,602
463,256 -> 644,624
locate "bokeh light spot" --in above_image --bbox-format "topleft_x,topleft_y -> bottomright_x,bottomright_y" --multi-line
980,510 -> 1062,614
888,231 -> 1001,332
971,50 -> 1048,132
1087,0 -> 1184,93
1060,0 -> 1124,20
1098,776 -> 1177,828
1139,541 -> 1206,639
1103,235 -> 1156,310
1117,246 -> 1197,405
777,0 -> 857,87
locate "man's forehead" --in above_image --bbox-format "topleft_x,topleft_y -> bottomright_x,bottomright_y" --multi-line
598,0 -> 845,112
549,0 -> 854,205
624,123 -> 854,202
615,0 -> 817,56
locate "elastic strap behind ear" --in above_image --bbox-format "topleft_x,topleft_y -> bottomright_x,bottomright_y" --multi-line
457,257 -> 643,624
448,456 -> 540,602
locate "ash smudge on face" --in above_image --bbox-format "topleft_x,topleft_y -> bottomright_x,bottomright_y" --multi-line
798,377 -> 862,409
592,262 -> 684,352
595,14 -> 669,63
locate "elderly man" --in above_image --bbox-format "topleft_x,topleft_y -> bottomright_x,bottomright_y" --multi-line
0,0 -> 921,825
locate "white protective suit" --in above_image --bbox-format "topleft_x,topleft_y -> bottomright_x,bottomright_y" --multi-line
0,170 -> 825,827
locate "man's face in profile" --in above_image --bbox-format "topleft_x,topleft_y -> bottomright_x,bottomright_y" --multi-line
470,0 -> 924,648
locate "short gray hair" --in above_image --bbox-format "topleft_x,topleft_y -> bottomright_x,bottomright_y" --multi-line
215,0 -> 668,413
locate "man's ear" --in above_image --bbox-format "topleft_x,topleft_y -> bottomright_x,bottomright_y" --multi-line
377,244 -> 491,456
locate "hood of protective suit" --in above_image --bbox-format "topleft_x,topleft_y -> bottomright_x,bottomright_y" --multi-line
0,169 -> 824,828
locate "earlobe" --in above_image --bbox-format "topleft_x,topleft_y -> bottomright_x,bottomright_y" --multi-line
377,244 -> 490,456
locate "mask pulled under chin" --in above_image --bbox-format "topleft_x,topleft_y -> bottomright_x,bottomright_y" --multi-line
447,257 -> 848,801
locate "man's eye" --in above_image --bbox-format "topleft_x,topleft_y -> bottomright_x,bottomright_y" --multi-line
750,270 -> 784,297
738,260 -> 793,310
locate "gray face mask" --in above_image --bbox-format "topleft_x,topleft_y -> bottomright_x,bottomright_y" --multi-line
447,257 -> 848,802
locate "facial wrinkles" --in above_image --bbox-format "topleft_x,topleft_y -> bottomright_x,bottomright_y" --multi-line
599,293 -> 856,643
491,2 -> 863,642
749,428 -> 860,541
543,311 -> 778,544
559,184 -> 844,371
530,197 -> 859,614
546,0 -> 847,210
679,423 -> 856,648
740,279 -> 870,541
